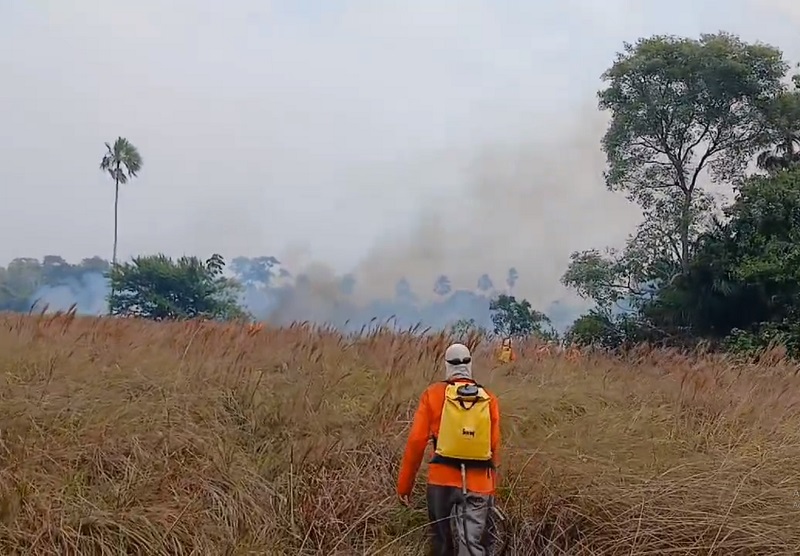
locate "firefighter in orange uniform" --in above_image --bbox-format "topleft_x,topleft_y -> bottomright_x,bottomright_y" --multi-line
396,343 -> 501,555
496,337 -> 515,364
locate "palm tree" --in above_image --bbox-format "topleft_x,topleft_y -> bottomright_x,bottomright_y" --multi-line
433,274 -> 452,296
100,137 -> 142,266
476,273 -> 493,292
505,267 -> 518,295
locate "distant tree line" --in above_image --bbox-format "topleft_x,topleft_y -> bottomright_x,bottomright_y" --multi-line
0,256 -> 109,312
0,253 -> 552,337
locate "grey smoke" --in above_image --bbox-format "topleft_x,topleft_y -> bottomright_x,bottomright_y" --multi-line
30,273 -> 109,315
23,262 -> 579,332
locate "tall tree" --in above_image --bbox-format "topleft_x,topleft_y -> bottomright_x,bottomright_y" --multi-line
100,137 -> 143,267
476,273 -> 494,292
433,274 -> 452,296
41,255 -> 72,284
564,32 -> 788,311
231,256 -> 281,285
391,277 -> 418,307
505,267 -> 518,294
602,32 -> 785,273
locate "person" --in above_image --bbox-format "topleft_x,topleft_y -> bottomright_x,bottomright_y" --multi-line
396,343 -> 501,555
496,337 -> 515,364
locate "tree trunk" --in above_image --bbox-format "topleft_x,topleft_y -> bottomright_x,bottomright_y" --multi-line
680,194 -> 690,274
112,177 -> 119,267
110,175 -> 120,315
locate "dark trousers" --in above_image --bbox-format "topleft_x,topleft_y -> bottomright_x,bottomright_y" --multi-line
426,484 -> 493,556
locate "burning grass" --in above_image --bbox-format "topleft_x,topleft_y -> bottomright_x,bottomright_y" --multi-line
0,310 -> 799,554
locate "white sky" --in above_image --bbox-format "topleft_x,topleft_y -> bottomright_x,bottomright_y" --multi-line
1,0 -> 799,305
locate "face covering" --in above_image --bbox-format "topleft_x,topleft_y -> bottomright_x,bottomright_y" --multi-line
444,343 -> 472,381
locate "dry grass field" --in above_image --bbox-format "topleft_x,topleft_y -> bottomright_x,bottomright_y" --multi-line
1,311 -> 800,555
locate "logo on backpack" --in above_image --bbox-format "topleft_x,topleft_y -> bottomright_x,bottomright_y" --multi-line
432,382 -> 493,467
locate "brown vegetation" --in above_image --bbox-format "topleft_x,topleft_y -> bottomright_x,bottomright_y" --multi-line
0,310 -> 799,554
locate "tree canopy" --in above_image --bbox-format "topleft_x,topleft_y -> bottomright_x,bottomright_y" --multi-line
108,253 -> 248,321
489,294 -> 554,340
563,31 -> 800,355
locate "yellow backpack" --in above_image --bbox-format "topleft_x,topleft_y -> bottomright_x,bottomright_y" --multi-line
497,348 -> 512,364
432,381 -> 493,467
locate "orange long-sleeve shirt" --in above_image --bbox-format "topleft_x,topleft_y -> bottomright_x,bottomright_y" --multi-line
396,379 -> 501,496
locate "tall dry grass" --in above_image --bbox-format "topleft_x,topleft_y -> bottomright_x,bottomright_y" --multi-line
0,310 -> 799,555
